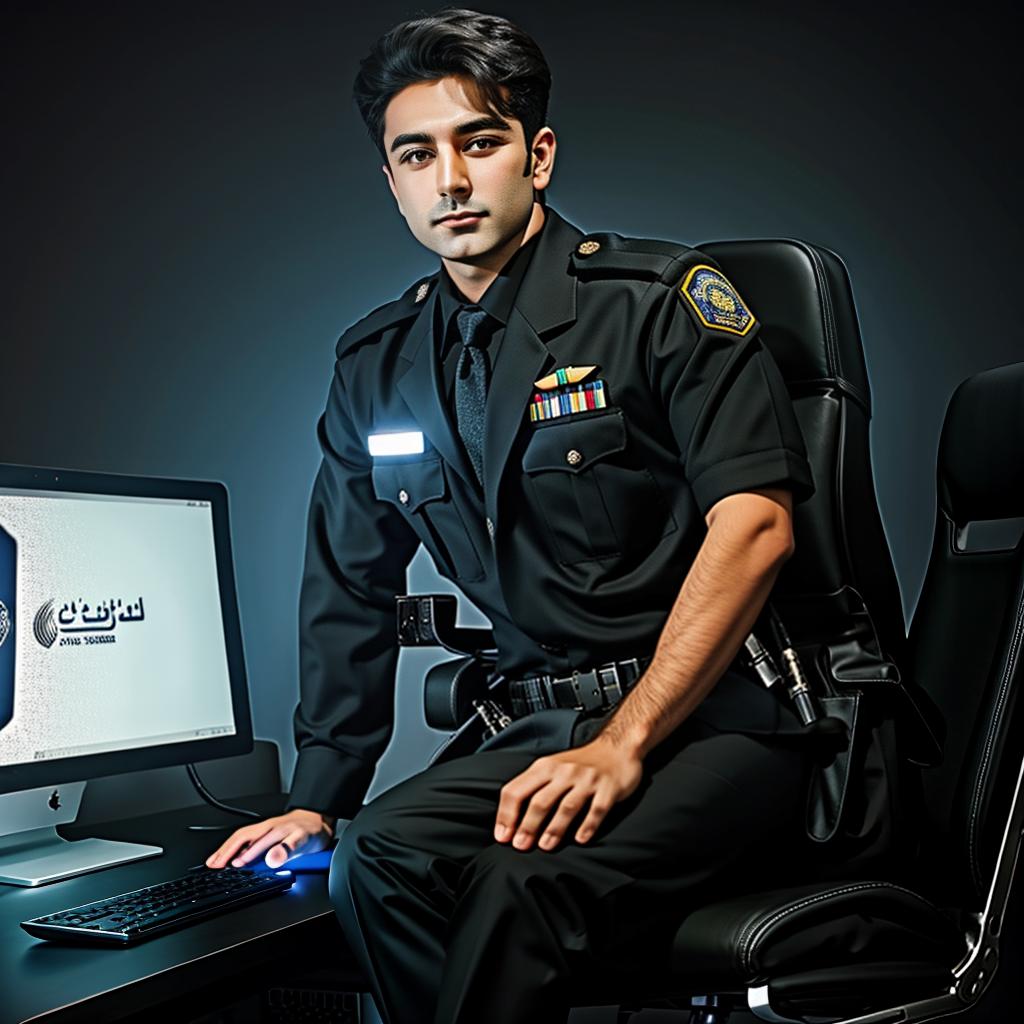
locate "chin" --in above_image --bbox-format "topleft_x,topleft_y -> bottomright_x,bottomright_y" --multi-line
435,234 -> 493,262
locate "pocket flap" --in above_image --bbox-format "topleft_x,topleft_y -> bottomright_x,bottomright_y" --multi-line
372,457 -> 447,512
522,409 -> 627,474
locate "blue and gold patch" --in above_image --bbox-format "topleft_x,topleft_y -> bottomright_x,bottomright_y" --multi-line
680,265 -> 756,336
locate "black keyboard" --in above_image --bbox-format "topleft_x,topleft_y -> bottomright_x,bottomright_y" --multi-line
20,864 -> 294,945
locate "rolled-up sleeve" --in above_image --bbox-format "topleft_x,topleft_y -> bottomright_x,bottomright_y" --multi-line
646,259 -> 815,517
284,356 -> 420,820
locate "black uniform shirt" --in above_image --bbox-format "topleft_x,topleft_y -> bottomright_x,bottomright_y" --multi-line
285,205 -> 817,818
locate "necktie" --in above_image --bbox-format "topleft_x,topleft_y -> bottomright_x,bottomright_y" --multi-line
454,305 -> 491,488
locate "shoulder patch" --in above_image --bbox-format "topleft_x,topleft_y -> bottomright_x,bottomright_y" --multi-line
678,264 -> 756,337
335,273 -> 437,358
570,232 -> 695,281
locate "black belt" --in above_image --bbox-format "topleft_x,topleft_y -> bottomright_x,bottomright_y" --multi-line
508,656 -> 651,717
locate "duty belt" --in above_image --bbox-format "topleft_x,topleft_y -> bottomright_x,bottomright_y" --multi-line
508,656 -> 651,717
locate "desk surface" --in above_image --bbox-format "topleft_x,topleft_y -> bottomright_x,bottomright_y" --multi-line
1,793 -> 353,1024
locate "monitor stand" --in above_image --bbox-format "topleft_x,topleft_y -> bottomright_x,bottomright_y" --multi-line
0,781 -> 162,887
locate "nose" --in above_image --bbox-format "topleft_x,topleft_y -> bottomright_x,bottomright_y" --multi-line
436,146 -> 471,203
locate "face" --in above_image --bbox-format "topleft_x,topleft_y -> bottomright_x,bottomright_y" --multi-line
381,75 -> 555,268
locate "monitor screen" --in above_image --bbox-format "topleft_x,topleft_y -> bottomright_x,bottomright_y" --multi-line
0,464 -> 252,794
0,488 -> 237,767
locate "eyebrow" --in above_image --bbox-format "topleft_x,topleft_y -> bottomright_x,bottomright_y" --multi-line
389,115 -> 513,154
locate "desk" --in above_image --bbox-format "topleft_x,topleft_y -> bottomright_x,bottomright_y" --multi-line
7,793 -> 1020,1024
1,793 -> 362,1024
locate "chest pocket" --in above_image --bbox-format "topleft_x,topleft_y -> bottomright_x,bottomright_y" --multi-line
522,408 -> 676,565
371,457 -> 484,581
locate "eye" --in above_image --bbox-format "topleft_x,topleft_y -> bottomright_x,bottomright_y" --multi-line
465,137 -> 500,152
401,149 -> 433,166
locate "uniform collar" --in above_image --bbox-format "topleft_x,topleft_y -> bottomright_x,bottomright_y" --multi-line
509,204 -> 583,336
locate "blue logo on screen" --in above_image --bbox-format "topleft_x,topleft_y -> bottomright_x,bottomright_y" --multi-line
1,524 -> 15,731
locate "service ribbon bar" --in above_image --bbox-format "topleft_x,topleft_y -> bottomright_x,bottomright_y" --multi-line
529,380 -> 608,422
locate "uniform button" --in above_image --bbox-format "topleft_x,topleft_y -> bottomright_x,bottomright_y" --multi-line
577,240 -> 601,256
565,449 -> 583,466
486,516 -> 495,538
398,489 -> 410,506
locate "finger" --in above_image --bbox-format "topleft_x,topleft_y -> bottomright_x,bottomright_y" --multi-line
229,826 -> 289,867
537,788 -> 593,851
494,763 -> 552,842
206,827 -> 264,868
512,781 -> 575,850
264,831 -> 304,868
574,784 -> 615,844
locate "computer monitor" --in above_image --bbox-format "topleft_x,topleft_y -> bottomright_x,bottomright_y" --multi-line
0,462 -> 253,886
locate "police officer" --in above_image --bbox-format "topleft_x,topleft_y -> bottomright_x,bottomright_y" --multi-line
207,9 -> 822,1023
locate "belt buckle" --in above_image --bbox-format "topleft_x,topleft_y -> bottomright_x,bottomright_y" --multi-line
601,664 -> 623,705
572,669 -> 604,711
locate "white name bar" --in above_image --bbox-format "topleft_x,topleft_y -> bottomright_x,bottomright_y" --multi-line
367,431 -> 425,457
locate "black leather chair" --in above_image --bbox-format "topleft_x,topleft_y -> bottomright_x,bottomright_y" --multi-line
401,241 -> 1022,1022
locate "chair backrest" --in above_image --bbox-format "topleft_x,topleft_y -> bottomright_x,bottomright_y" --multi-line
903,361 -> 1024,906
699,240 -> 946,877
700,239 -> 907,674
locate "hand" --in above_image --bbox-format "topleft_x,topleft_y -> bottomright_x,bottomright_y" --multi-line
493,738 -> 643,852
205,809 -> 335,870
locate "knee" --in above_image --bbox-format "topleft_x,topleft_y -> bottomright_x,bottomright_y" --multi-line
455,844 -> 591,944
326,788 -> 429,904
327,804 -> 386,907
459,842 -> 555,901
327,819 -> 355,910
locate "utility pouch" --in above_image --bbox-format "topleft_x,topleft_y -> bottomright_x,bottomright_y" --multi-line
771,586 -> 941,876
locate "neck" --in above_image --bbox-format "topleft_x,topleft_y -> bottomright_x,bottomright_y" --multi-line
441,202 -> 546,304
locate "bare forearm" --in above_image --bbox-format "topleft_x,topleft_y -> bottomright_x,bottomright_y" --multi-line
597,506 -> 792,759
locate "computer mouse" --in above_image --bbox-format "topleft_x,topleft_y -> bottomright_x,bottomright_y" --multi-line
276,847 -> 336,873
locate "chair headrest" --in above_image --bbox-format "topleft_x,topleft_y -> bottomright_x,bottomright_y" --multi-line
939,362 -> 1024,523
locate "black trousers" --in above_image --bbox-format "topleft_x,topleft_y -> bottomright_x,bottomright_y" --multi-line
327,706 -> 811,1024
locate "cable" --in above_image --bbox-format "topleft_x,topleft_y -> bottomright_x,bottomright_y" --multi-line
767,602 -> 822,727
183,762 -> 263,831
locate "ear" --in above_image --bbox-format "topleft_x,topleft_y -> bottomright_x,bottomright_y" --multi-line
529,127 -> 556,193
382,162 -> 404,217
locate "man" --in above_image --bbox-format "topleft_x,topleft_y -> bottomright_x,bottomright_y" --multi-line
207,8 -> 820,1022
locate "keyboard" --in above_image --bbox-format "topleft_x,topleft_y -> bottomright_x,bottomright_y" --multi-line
20,863 -> 294,945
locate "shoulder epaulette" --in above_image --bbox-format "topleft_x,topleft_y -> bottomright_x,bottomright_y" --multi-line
569,232 -> 697,282
335,272 -> 438,358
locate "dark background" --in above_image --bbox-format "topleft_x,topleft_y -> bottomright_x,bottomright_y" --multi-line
2,4 -> 1022,1005
3,0 -> 1021,791
2,0 -> 1021,1017
2,0 -> 1021,793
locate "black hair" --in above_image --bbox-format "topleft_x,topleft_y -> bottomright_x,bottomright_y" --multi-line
353,6 -> 551,187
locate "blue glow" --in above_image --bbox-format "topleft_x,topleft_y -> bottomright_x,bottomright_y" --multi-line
275,870 -> 292,877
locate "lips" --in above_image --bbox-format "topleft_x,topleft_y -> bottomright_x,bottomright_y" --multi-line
438,212 -> 486,225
